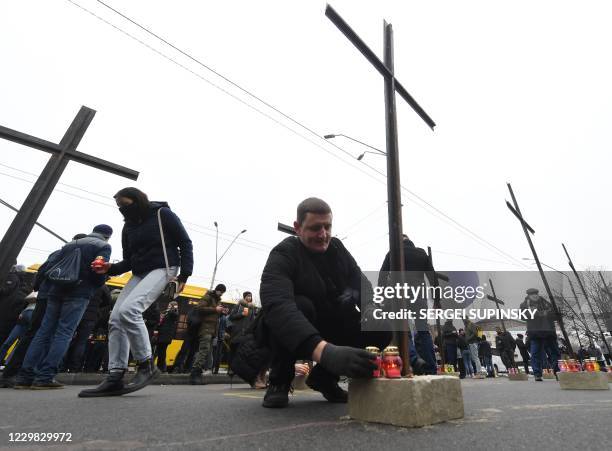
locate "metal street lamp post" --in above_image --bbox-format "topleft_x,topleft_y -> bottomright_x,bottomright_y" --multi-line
210,224 -> 247,290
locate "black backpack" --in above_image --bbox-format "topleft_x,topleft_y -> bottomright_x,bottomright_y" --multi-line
45,244 -> 82,287
228,310 -> 271,384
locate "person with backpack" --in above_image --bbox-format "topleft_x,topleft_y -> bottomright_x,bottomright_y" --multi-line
0,234 -> 87,388
14,226 -> 113,389
79,187 -> 193,397
228,291 -> 266,388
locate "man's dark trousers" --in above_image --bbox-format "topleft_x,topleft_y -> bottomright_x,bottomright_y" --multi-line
64,318 -> 96,372
520,350 -> 530,374
268,295 -> 392,385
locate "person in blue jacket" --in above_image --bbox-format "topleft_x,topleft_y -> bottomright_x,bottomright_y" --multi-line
14,226 -> 112,389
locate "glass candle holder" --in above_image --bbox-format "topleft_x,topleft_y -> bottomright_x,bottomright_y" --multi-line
382,346 -> 402,378
366,346 -> 382,378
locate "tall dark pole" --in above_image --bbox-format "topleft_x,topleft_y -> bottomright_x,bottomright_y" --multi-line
572,318 -> 583,350
325,5 -> 435,376
506,183 -> 574,357
562,244 -> 612,358
383,22 -> 411,376
564,276 -> 594,346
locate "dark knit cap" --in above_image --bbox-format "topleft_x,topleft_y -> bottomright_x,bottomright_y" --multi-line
93,224 -> 113,238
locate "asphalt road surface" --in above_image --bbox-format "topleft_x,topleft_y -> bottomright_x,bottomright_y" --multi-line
1,377 -> 611,450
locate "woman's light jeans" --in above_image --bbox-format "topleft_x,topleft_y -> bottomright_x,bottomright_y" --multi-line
108,267 -> 177,370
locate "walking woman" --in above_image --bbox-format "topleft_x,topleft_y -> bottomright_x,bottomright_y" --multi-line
79,187 -> 193,397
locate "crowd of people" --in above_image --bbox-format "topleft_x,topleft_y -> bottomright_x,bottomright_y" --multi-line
1,191 -> 610,409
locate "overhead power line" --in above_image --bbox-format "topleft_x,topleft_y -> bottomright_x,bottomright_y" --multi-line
60,0 -> 528,269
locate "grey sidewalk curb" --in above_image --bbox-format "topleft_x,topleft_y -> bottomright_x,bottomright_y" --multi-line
55,373 -> 243,385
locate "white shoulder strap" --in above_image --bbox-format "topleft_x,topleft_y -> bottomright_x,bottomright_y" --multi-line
157,208 -> 170,277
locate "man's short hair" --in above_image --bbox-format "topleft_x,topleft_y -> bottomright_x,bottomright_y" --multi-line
296,197 -> 332,224
214,284 -> 227,293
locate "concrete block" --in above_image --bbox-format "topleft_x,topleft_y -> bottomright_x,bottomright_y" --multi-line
348,376 -> 464,428
608,372 -> 612,383
542,372 -> 555,380
558,372 -> 609,390
508,373 -> 528,381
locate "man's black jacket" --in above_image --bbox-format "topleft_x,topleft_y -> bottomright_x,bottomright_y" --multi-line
479,340 -> 492,358
82,285 -> 112,323
496,331 -> 516,353
260,236 -> 369,357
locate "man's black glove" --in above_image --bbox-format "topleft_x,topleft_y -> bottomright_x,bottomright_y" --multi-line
320,343 -> 377,378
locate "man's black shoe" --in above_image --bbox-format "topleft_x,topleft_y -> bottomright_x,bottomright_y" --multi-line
412,357 -> 429,376
306,373 -> 348,403
0,377 -> 15,388
31,380 -> 64,390
13,379 -> 32,390
78,371 -> 126,398
262,383 -> 291,408
189,370 -> 206,385
535,376 -> 543,381
125,359 -> 160,392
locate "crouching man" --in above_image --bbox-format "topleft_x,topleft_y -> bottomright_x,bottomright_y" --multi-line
260,198 -> 391,408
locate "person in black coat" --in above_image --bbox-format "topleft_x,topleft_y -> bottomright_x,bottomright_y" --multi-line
479,336 -> 494,377
442,320 -> 459,371
378,237 -> 437,374
515,333 -> 531,374
519,288 -> 560,381
495,327 -> 516,372
172,307 -> 201,373
260,198 -> 391,408
0,265 -> 34,347
80,187 -> 193,397
64,285 -> 112,372
155,301 -> 179,372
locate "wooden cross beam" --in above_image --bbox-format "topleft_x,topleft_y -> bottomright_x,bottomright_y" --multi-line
277,222 -> 296,236
326,4 -> 435,376
505,182 -> 574,357
0,106 -> 139,284
486,278 -> 506,332
325,5 -> 436,130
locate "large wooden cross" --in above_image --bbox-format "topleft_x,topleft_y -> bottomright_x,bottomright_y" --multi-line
486,278 -> 507,332
0,106 -> 139,283
326,5 -> 435,375
505,182 -> 574,357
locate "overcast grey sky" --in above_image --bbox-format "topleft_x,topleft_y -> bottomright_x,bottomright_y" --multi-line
1,0 -> 610,302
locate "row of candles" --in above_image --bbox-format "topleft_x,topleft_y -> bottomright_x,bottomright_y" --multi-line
367,346 -> 403,378
558,358 -> 607,372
